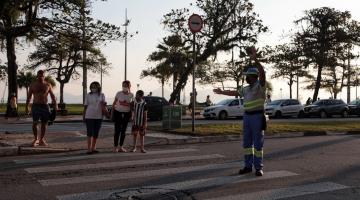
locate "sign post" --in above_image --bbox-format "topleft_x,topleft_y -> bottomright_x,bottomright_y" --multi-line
188,14 -> 203,133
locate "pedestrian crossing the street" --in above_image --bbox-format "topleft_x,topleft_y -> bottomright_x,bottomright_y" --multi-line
16,148 -> 350,200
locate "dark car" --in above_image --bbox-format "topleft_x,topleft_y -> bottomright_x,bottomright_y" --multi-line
304,99 -> 349,118
144,96 -> 170,121
348,99 -> 360,116
107,96 -> 169,121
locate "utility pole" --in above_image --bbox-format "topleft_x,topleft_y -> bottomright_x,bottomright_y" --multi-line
347,45 -> 351,103
123,9 -> 129,81
296,75 -> 299,100
81,0 -> 87,104
100,63 -> 103,87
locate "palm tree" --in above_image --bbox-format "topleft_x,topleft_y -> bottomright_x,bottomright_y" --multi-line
141,62 -> 171,98
148,35 -> 190,102
17,72 -> 36,99
45,75 -> 56,88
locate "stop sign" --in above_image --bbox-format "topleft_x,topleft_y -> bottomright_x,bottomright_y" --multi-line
188,14 -> 203,33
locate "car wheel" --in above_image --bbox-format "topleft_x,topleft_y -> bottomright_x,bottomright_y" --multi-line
297,111 -> 305,118
218,111 -> 228,120
320,110 -> 327,118
275,111 -> 282,118
342,110 -> 349,118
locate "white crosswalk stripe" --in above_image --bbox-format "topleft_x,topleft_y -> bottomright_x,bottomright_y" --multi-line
25,154 -> 225,173
39,161 -> 243,186
14,148 -> 198,164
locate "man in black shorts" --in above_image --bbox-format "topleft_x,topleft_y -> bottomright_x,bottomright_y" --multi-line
26,70 -> 57,147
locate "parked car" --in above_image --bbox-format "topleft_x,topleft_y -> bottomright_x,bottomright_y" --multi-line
107,96 -> 170,121
303,99 -> 349,118
203,98 -> 244,120
265,99 -> 304,118
348,99 -> 360,116
144,96 -> 170,120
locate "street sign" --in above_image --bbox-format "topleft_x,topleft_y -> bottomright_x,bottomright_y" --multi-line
188,14 -> 203,33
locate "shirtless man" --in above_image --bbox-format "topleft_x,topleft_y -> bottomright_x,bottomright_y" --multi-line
25,70 -> 57,147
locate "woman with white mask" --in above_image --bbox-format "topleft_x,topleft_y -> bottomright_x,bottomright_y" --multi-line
83,81 -> 109,154
111,80 -> 134,152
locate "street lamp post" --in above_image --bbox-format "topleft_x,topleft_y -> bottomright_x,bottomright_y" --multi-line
100,63 -> 103,87
81,0 -> 87,104
123,9 -> 130,81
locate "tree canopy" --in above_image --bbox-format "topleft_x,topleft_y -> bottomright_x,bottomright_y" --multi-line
161,0 -> 268,103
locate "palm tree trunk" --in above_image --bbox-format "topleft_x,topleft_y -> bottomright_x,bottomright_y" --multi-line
161,78 -> 164,98
60,82 -> 65,104
347,50 -> 351,103
6,35 -> 18,116
289,76 -> 293,99
25,87 -> 29,100
313,66 -> 323,102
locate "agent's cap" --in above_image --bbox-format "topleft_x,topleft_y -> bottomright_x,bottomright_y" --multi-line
244,68 -> 258,76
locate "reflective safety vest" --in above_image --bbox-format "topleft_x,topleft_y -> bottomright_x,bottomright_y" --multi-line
238,81 -> 265,112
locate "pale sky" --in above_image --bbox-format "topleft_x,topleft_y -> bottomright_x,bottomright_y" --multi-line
1,0 -> 360,104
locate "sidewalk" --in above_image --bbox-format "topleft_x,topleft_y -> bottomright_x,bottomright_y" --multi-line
0,117 -> 236,157
0,114 -> 204,124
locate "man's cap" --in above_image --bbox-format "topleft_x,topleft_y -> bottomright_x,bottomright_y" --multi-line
244,67 -> 259,76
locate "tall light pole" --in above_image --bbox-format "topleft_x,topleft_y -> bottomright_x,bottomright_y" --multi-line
100,63 -> 103,87
123,9 -> 130,81
81,0 -> 87,104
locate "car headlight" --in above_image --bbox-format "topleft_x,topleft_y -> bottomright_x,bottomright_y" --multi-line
205,108 -> 215,112
309,107 -> 319,111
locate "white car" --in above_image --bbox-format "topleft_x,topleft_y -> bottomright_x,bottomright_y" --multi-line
265,99 -> 304,118
203,98 -> 244,120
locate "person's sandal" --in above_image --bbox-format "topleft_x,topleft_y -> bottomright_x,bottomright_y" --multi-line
141,149 -> 147,153
39,140 -> 48,147
119,147 -> 127,152
31,140 -> 39,147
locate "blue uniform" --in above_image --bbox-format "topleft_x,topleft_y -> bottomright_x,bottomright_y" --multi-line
239,80 -> 266,170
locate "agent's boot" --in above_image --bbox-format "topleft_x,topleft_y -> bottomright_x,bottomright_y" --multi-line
238,167 -> 252,175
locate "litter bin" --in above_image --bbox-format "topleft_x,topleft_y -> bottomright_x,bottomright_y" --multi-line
162,106 -> 182,130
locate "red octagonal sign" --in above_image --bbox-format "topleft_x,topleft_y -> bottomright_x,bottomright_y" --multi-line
188,14 -> 203,33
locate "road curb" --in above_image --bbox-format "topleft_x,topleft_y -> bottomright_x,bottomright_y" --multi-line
19,146 -> 71,155
303,131 -> 327,136
0,146 -> 19,156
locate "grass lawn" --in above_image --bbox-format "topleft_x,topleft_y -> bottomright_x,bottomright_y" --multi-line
0,103 -> 84,115
149,120 -> 360,136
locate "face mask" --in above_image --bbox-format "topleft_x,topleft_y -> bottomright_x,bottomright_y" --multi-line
122,87 -> 129,93
91,89 -> 98,93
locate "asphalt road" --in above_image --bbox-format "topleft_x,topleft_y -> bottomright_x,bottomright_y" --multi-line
1,117 -> 360,133
0,134 -> 359,199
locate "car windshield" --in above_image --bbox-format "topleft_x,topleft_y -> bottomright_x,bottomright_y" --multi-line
313,101 -> 323,105
216,99 -> 233,106
267,100 -> 282,105
349,100 -> 359,105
